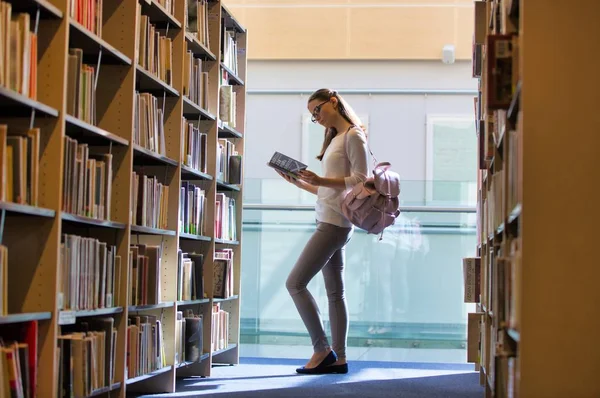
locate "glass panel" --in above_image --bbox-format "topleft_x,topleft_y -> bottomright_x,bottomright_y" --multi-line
240,181 -> 477,353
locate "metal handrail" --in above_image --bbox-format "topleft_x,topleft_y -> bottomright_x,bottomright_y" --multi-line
243,204 -> 476,213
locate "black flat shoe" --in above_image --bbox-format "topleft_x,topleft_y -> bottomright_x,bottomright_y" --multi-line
296,350 -> 338,374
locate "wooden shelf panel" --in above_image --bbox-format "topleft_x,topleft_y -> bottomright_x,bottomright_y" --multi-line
0,86 -> 59,117
221,4 -> 246,33
176,299 -> 210,306
61,213 -> 126,229
69,19 -> 132,65
135,65 -> 179,97
139,0 -> 181,28
185,33 -> 217,61
0,312 -> 52,325
212,343 -> 238,358
133,144 -> 178,167
220,63 -> 244,86
88,383 -> 121,397
65,115 -> 129,146
176,353 -> 209,368
216,180 -> 240,192
182,96 -> 216,120
0,202 -> 55,217
181,165 -> 213,181
58,307 -> 124,325
218,122 -> 242,139
213,295 -> 238,303
126,365 -> 172,385
8,0 -> 62,19
131,225 -> 177,236
179,233 -> 211,242
128,302 -> 175,312
214,239 -> 239,245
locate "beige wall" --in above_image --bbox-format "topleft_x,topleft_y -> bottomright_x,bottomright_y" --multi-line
223,0 -> 474,60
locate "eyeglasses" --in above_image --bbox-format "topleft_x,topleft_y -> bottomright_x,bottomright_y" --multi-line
310,99 -> 330,123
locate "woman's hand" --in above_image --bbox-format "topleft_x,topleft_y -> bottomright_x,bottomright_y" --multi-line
297,170 -> 323,186
276,170 -> 301,186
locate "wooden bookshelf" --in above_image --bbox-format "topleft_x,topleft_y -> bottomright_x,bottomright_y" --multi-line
0,0 -> 247,395
469,1 -> 600,397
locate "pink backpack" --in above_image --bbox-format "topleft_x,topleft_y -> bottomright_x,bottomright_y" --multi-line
341,128 -> 401,238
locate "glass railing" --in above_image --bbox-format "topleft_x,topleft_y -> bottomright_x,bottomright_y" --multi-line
239,179 -> 478,349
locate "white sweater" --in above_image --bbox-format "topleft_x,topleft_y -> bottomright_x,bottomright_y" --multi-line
316,127 -> 369,228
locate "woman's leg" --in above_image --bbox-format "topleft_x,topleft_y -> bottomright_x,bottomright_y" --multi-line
286,222 -> 352,366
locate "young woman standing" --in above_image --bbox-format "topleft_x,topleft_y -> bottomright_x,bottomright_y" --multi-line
275,88 -> 369,374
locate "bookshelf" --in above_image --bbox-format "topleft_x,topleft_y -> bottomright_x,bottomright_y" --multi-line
0,0 -> 246,396
467,1 -> 600,397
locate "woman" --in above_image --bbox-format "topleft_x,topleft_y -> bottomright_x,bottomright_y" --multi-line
275,88 -> 369,374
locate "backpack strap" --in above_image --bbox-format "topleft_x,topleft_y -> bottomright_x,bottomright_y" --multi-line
343,125 -> 378,171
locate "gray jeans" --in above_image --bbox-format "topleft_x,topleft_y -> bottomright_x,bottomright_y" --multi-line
286,222 -> 353,360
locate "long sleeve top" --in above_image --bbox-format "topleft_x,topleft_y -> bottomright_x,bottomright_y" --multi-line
316,126 -> 369,228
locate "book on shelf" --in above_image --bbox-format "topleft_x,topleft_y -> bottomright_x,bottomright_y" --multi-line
131,171 -> 169,230
0,4 -> 38,100
267,151 -> 307,179
126,314 -> 166,379
462,257 -> 481,303
179,182 -> 206,236
0,125 -> 40,206
59,234 -> 120,311
219,84 -> 236,127
175,309 -> 203,365
215,193 -> 236,242
222,29 -> 238,75
67,48 -> 97,126
213,248 -> 233,300
176,250 -> 204,302
217,139 -> 241,184
58,317 -> 118,397
137,4 -> 173,87
134,92 -> 166,156
211,303 -> 229,352
70,0 -> 103,37
129,244 -> 161,307
62,138 -> 113,221
186,0 -> 210,48
155,0 -> 175,16
182,119 -> 207,173
183,49 -> 209,109
0,320 -> 38,398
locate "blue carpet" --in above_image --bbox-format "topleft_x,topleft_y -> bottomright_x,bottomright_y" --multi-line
134,357 -> 483,398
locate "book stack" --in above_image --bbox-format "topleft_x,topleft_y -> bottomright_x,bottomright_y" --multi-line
0,125 -> 40,205
0,4 -> 37,99
0,321 -> 38,398
217,139 -> 241,184
127,314 -> 166,379
175,310 -> 203,365
137,8 -> 173,87
70,0 -> 103,37
131,172 -> 169,230
129,245 -> 162,307
211,304 -> 229,352
213,249 -> 233,299
134,92 -> 166,156
62,138 -> 113,220
59,235 -> 120,311
176,250 -> 204,302
182,119 -> 208,173
183,51 -> 209,109
180,182 -> 206,236
185,0 -> 210,48
67,49 -> 97,126
215,193 -> 235,241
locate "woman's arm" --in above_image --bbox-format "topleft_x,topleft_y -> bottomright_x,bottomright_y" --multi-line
277,170 -> 319,195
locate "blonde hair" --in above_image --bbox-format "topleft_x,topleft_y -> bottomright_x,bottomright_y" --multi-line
308,88 -> 366,161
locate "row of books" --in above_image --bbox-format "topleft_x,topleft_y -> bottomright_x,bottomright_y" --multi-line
70,0 -> 103,37
214,248 -> 233,300
222,30 -> 238,76
138,4 -> 173,87
62,137 -> 113,221
219,85 -> 237,128
131,171 -> 169,230
0,321 -> 38,398
127,314 -> 166,379
217,139 -> 241,185
58,317 -> 117,397
129,244 -> 162,307
185,0 -> 210,48
134,92 -> 167,156
59,234 -> 121,311
180,182 -> 206,236
183,51 -> 209,109
215,193 -> 236,242
211,304 -> 229,353
155,0 -> 175,17
175,310 -> 204,365
177,250 -> 204,302
182,119 -> 208,173
67,48 -> 96,126
0,126 -> 39,206
0,3 -> 38,100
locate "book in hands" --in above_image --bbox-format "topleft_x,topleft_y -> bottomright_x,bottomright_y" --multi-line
267,152 -> 308,179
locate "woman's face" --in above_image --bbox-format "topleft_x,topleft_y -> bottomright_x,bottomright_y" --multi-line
308,97 -> 337,127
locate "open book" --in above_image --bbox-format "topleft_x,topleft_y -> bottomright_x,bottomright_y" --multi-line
267,152 -> 308,179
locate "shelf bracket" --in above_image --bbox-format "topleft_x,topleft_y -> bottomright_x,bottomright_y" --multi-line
95,48 -> 103,92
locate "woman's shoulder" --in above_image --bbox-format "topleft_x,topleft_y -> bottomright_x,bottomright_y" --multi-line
347,126 -> 367,142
